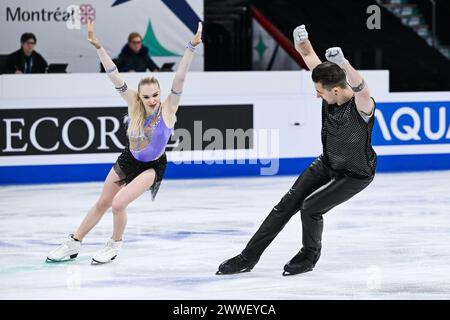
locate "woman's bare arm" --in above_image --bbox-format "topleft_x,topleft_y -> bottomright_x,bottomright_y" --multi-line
87,20 -> 136,107
164,22 -> 202,115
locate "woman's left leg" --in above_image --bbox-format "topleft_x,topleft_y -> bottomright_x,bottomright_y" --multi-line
110,168 -> 156,241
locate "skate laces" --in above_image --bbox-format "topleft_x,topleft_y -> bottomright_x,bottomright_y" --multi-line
232,254 -> 249,267
60,237 -> 75,250
99,240 -> 118,253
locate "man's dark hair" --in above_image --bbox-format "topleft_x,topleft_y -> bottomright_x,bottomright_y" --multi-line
20,33 -> 37,44
311,61 -> 347,90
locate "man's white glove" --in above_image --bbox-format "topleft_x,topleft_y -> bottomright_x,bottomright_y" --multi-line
293,25 -> 308,45
325,47 -> 348,66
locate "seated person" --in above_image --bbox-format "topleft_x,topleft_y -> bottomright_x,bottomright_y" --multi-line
4,33 -> 48,74
116,32 -> 159,72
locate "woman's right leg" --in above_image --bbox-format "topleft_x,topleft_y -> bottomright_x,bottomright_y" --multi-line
73,168 -> 123,241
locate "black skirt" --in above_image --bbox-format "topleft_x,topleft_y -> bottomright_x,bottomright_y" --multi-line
113,147 -> 167,201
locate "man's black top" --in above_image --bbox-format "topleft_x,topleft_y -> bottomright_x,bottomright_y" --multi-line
321,96 -> 377,178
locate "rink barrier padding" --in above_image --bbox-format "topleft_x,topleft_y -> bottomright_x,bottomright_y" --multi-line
1,154 -> 450,184
1,72 -> 450,185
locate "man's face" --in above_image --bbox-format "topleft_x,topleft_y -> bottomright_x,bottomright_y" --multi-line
129,36 -> 142,54
21,39 -> 36,56
314,82 -> 339,104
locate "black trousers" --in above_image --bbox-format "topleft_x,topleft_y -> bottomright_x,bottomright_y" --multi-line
241,156 -> 374,261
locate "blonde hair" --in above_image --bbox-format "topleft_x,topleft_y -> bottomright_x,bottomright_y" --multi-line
127,76 -> 160,137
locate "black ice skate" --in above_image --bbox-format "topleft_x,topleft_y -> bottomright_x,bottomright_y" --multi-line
283,249 -> 320,276
216,253 -> 259,275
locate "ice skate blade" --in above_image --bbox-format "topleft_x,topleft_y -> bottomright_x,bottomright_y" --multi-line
91,255 -> 117,265
282,268 -> 313,276
215,268 -> 253,275
45,253 -> 78,263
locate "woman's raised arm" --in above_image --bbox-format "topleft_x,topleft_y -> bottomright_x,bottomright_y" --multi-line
87,20 -> 136,106
164,22 -> 202,115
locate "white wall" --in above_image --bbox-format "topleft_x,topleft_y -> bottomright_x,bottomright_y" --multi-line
1,71 -> 450,169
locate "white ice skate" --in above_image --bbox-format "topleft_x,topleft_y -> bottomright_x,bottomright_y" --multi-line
46,234 -> 81,262
91,239 -> 122,264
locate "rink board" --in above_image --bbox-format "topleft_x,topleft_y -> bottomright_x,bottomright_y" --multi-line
1,72 -> 449,184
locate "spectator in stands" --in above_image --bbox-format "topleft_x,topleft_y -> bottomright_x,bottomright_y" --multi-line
4,33 -> 48,74
116,32 -> 159,72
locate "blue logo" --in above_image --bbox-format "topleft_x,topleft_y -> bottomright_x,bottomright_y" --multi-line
373,101 -> 450,145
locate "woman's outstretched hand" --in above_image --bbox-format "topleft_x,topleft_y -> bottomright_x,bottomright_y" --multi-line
87,20 -> 102,49
191,22 -> 202,47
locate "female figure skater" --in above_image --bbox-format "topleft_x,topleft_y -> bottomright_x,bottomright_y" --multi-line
47,20 -> 202,264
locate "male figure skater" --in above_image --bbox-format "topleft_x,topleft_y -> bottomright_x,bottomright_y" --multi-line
217,25 -> 377,276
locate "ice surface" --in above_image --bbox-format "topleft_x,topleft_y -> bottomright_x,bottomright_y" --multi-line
1,171 -> 450,299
